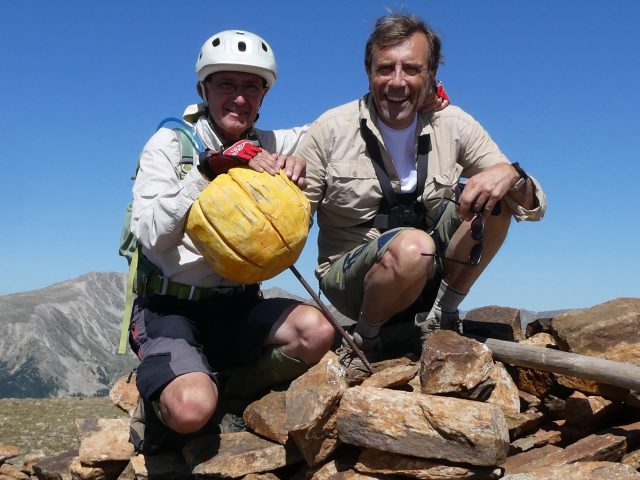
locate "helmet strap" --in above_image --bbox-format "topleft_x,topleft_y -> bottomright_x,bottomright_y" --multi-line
198,81 -> 208,106
257,86 -> 269,112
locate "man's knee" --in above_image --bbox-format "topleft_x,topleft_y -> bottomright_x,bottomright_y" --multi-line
379,229 -> 434,276
286,305 -> 334,363
159,373 -> 218,434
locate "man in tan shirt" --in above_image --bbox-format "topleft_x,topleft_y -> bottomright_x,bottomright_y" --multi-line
298,14 -> 546,372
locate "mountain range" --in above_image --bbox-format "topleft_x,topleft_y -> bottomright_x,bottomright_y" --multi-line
0,272 -> 557,398
0,272 -> 137,397
0,272 -> 338,398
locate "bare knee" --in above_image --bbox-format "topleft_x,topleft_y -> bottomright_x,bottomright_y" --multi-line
377,229 -> 435,280
160,373 -> 218,434
281,305 -> 334,364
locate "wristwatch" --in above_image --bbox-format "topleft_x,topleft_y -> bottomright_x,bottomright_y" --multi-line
510,162 -> 529,192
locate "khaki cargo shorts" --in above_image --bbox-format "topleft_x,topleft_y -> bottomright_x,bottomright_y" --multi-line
319,201 -> 462,321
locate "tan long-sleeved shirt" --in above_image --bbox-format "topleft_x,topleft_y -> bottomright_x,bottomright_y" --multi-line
299,95 -> 547,278
130,111 -> 308,287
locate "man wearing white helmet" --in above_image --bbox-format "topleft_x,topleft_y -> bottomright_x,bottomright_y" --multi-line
127,30 -> 335,454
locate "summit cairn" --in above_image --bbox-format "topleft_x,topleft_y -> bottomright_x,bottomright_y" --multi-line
2,297 -> 638,479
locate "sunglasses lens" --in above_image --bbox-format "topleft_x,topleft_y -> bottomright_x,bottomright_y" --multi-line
469,243 -> 483,266
471,215 -> 484,241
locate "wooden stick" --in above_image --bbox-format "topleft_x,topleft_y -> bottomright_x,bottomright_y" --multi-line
467,335 -> 640,392
289,265 -> 374,374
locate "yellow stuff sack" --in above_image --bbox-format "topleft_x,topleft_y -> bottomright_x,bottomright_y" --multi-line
186,166 -> 310,284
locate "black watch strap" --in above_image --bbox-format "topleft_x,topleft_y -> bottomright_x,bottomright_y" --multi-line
511,162 -> 529,180
510,162 -> 529,192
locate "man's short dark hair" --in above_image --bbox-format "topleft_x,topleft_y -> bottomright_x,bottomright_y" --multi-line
364,14 -> 442,76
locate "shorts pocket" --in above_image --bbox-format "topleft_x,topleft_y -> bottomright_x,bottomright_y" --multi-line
136,353 -> 172,400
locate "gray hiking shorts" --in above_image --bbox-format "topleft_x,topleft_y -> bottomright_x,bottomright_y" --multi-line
129,286 -> 300,401
319,201 -> 462,322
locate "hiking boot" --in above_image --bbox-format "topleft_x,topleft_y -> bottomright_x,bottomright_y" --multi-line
336,332 -> 383,384
220,347 -> 309,415
217,411 -> 247,433
415,310 -> 461,344
129,399 -> 181,455
208,376 -> 248,434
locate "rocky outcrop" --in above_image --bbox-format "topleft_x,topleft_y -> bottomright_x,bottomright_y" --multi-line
1,297 -> 639,479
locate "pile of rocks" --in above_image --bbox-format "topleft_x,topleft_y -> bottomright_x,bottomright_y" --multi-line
1,297 -> 639,479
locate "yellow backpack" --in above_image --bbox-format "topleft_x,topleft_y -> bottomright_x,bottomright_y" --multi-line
186,166 -> 310,285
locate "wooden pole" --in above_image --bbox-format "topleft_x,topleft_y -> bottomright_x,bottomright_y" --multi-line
468,335 -> 640,392
289,265 -> 374,374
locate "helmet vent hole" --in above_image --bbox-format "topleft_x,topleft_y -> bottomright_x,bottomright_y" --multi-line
238,41 -> 247,52
261,42 -> 268,52
212,38 -> 220,47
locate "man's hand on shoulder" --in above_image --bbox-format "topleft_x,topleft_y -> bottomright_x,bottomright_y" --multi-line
421,80 -> 450,113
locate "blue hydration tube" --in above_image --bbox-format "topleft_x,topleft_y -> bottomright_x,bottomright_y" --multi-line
156,117 -> 205,154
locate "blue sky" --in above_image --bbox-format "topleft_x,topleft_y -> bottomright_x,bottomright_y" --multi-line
1,0 -> 638,312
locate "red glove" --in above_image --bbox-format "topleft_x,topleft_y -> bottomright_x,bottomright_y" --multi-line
198,140 -> 262,179
435,81 -> 450,103
223,139 -> 262,160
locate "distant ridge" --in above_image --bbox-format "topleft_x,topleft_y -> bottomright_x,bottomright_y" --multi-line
0,272 -> 326,398
0,272 -> 564,398
0,272 -> 137,397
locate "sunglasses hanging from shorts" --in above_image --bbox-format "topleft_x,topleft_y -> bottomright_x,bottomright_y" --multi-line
420,194 -> 490,267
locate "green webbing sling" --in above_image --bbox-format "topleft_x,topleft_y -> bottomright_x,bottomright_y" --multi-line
118,247 -> 139,354
116,124 -> 198,355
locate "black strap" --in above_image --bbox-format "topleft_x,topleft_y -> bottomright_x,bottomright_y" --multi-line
416,132 -> 430,200
359,118 -> 430,230
360,118 -> 397,208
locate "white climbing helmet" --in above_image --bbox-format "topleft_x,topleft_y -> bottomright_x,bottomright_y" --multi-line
196,30 -> 278,89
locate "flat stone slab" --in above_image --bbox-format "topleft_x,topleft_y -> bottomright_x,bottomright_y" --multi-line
337,386 -> 509,466
183,431 -> 301,478
76,417 -> 134,465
